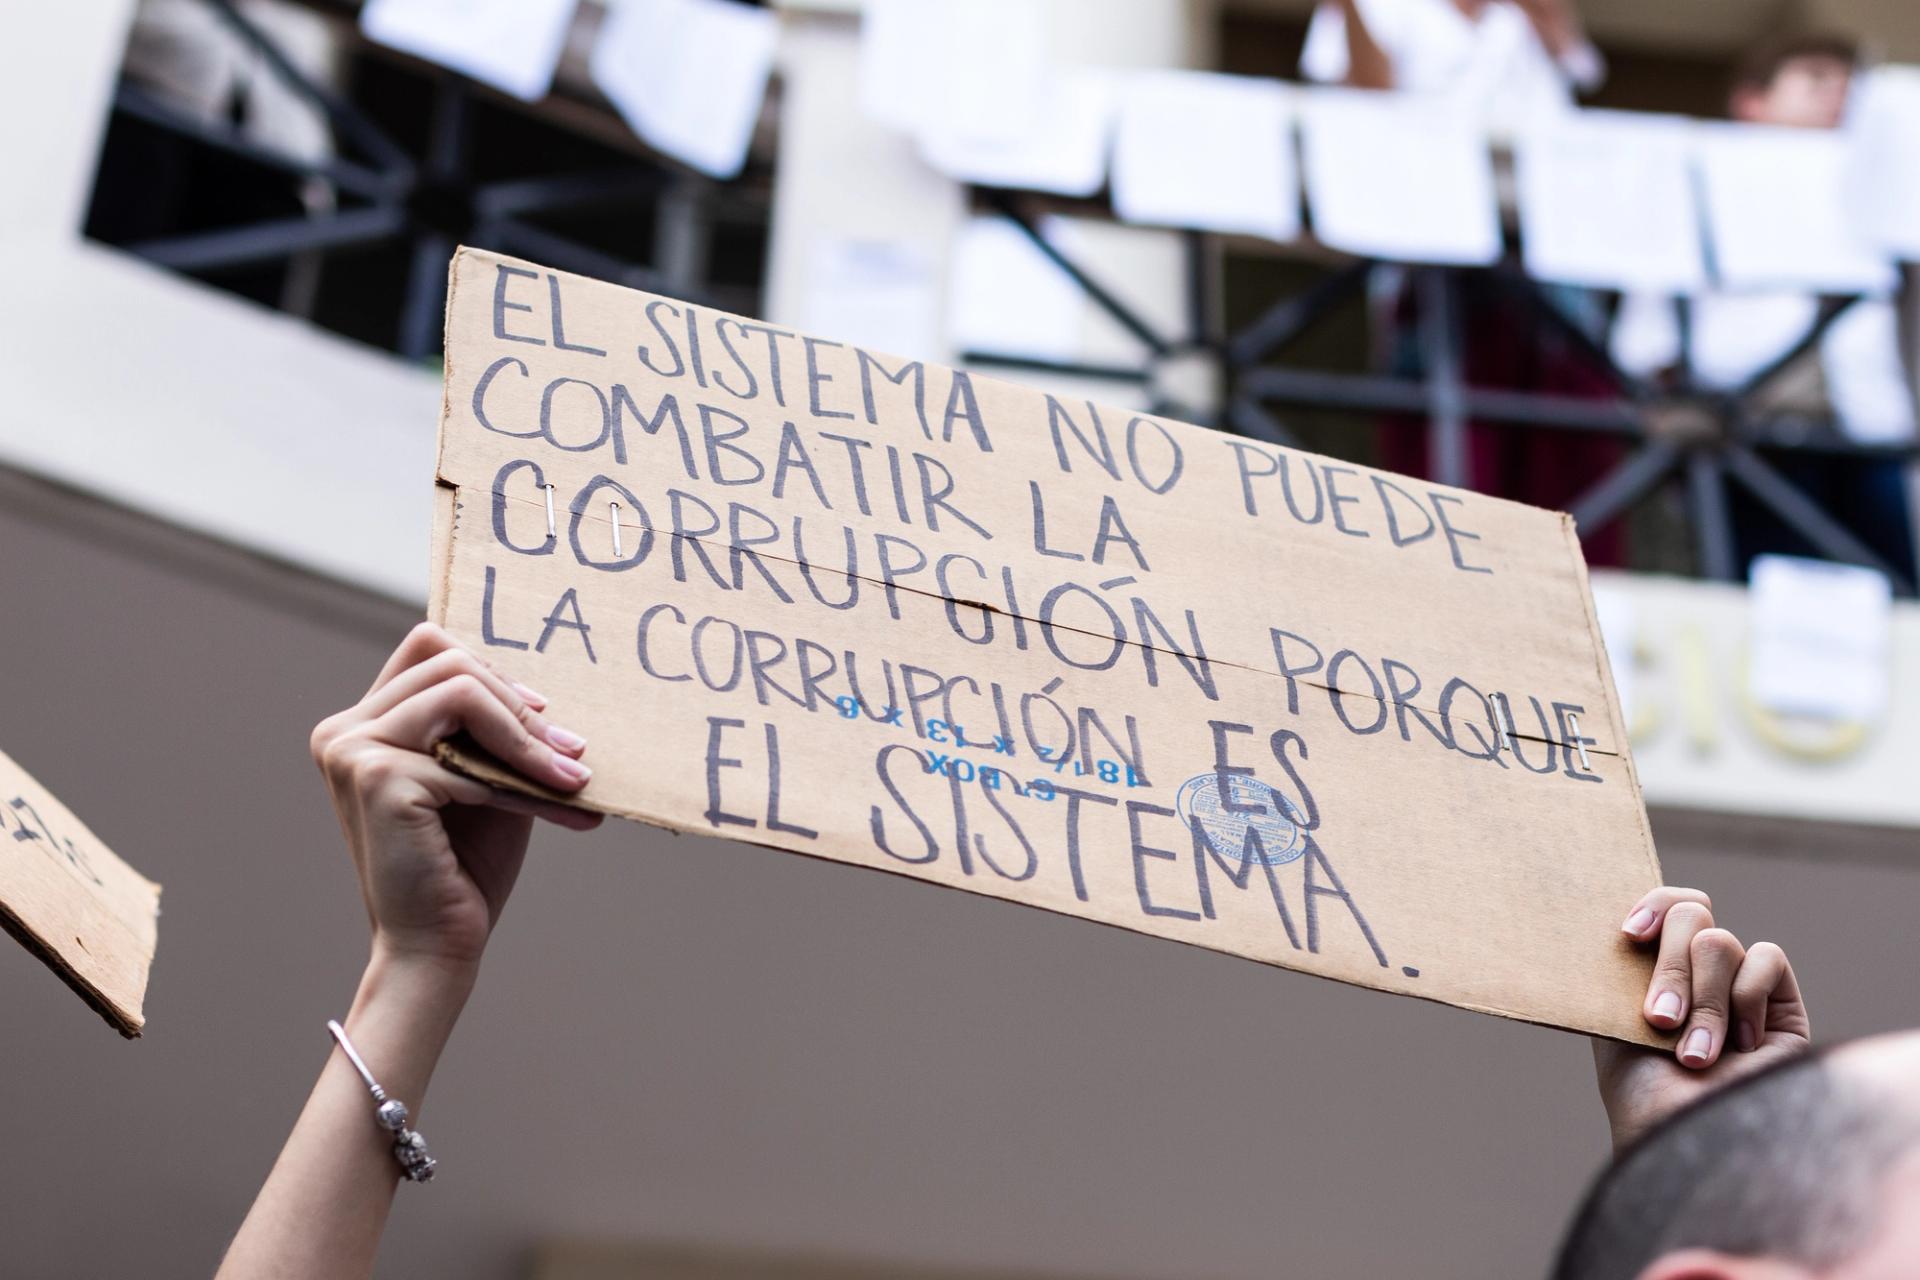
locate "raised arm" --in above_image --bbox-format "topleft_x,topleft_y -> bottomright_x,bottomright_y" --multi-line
216,623 -> 601,1280
1593,886 -> 1812,1151
1513,0 -> 1606,90
1334,0 -> 1397,90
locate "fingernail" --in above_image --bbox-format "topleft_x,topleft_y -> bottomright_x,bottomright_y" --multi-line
1652,990 -> 1683,1022
1622,907 -> 1655,935
552,753 -> 592,785
1737,1020 -> 1756,1052
511,681 -> 549,709
1681,1028 -> 1713,1065
545,724 -> 586,753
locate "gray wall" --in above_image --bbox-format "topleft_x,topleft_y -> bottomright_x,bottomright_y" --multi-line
3,470 -> 1918,1279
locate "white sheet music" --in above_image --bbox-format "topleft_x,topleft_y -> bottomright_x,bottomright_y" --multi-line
1613,291 -> 1915,444
857,0 -> 938,133
918,70 -> 1116,197
1514,110 -> 1707,293
1749,555 -> 1892,722
1845,65 -> 1920,261
589,0 -> 779,179
1696,122 -> 1895,294
1822,301 -> 1918,444
859,0 -> 1048,144
360,0 -> 579,102
1111,71 -> 1301,242
1690,292 -> 1822,388
805,237 -> 940,364
1299,89 -> 1500,265
946,215 -> 1087,362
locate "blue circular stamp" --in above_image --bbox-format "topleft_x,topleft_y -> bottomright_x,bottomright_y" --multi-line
1175,772 -> 1306,866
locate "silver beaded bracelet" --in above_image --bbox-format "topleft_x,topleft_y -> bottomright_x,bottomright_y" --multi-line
327,1019 -> 437,1183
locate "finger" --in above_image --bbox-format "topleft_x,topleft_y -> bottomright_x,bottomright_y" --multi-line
1678,927 -> 1745,1069
359,648 -> 585,759
368,622 -> 459,696
431,760 -> 500,809
1621,886 -> 1713,941
1730,941 -> 1810,1051
368,622 -> 548,710
1644,898 -> 1715,1030
374,675 -> 591,793
481,785 -> 603,830
349,749 -> 600,841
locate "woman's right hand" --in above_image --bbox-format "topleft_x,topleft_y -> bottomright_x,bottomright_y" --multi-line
1592,887 -> 1812,1151
308,622 -> 602,974
219,626 -> 603,1279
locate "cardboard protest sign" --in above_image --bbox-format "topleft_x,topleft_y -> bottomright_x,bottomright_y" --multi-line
431,246 -> 1667,1045
0,747 -> 160,1036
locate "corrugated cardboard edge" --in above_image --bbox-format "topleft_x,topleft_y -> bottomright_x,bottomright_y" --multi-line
429,482 -> 459,621
0,904 -> 147,1038
433,249 -> 471,492
0,746 -> 160,1038
428,248 -> 466,619
1559,512 -> 1675,1049
428,245 -> 485,622
1557,512 -> 1662,885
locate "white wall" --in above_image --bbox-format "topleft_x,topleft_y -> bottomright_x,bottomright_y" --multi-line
1597,571 -> 1920,828
2,2 -> 439,603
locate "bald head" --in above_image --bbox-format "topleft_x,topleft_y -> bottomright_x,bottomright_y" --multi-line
1554,1033 -> 1920,1280
1829,1029 -> 1920,1101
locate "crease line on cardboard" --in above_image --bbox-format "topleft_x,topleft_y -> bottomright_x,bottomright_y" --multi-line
455,485 -> 1624,759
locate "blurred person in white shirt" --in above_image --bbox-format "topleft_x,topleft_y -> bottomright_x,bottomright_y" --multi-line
1299,0 -> 1627,564
1300,0 -> 1605,129
1612,34 -> 1918,582
1730,32 -> 1855,130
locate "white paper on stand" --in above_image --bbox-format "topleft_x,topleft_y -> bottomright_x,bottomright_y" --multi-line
857,0 -> 937,133
1299,88 -> 1500,265
918,70 -> 1116,197
1822,302 -> 1918,444
946,215 -> 1087,362
360,0 -> 579,102
1111,71 -> 1301,241
589,0 -> 779,179
1749,554 -> 1892,722
1609,292 -> 1682,379
1696,122 -> 1895,294
1514,111 -> 1707,293
859,0 -> 1047,143
1689,293 -> 1821,389
804,238 -> 940,364
1844,66 -> 1920,261
1613,291 -> 1915,444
